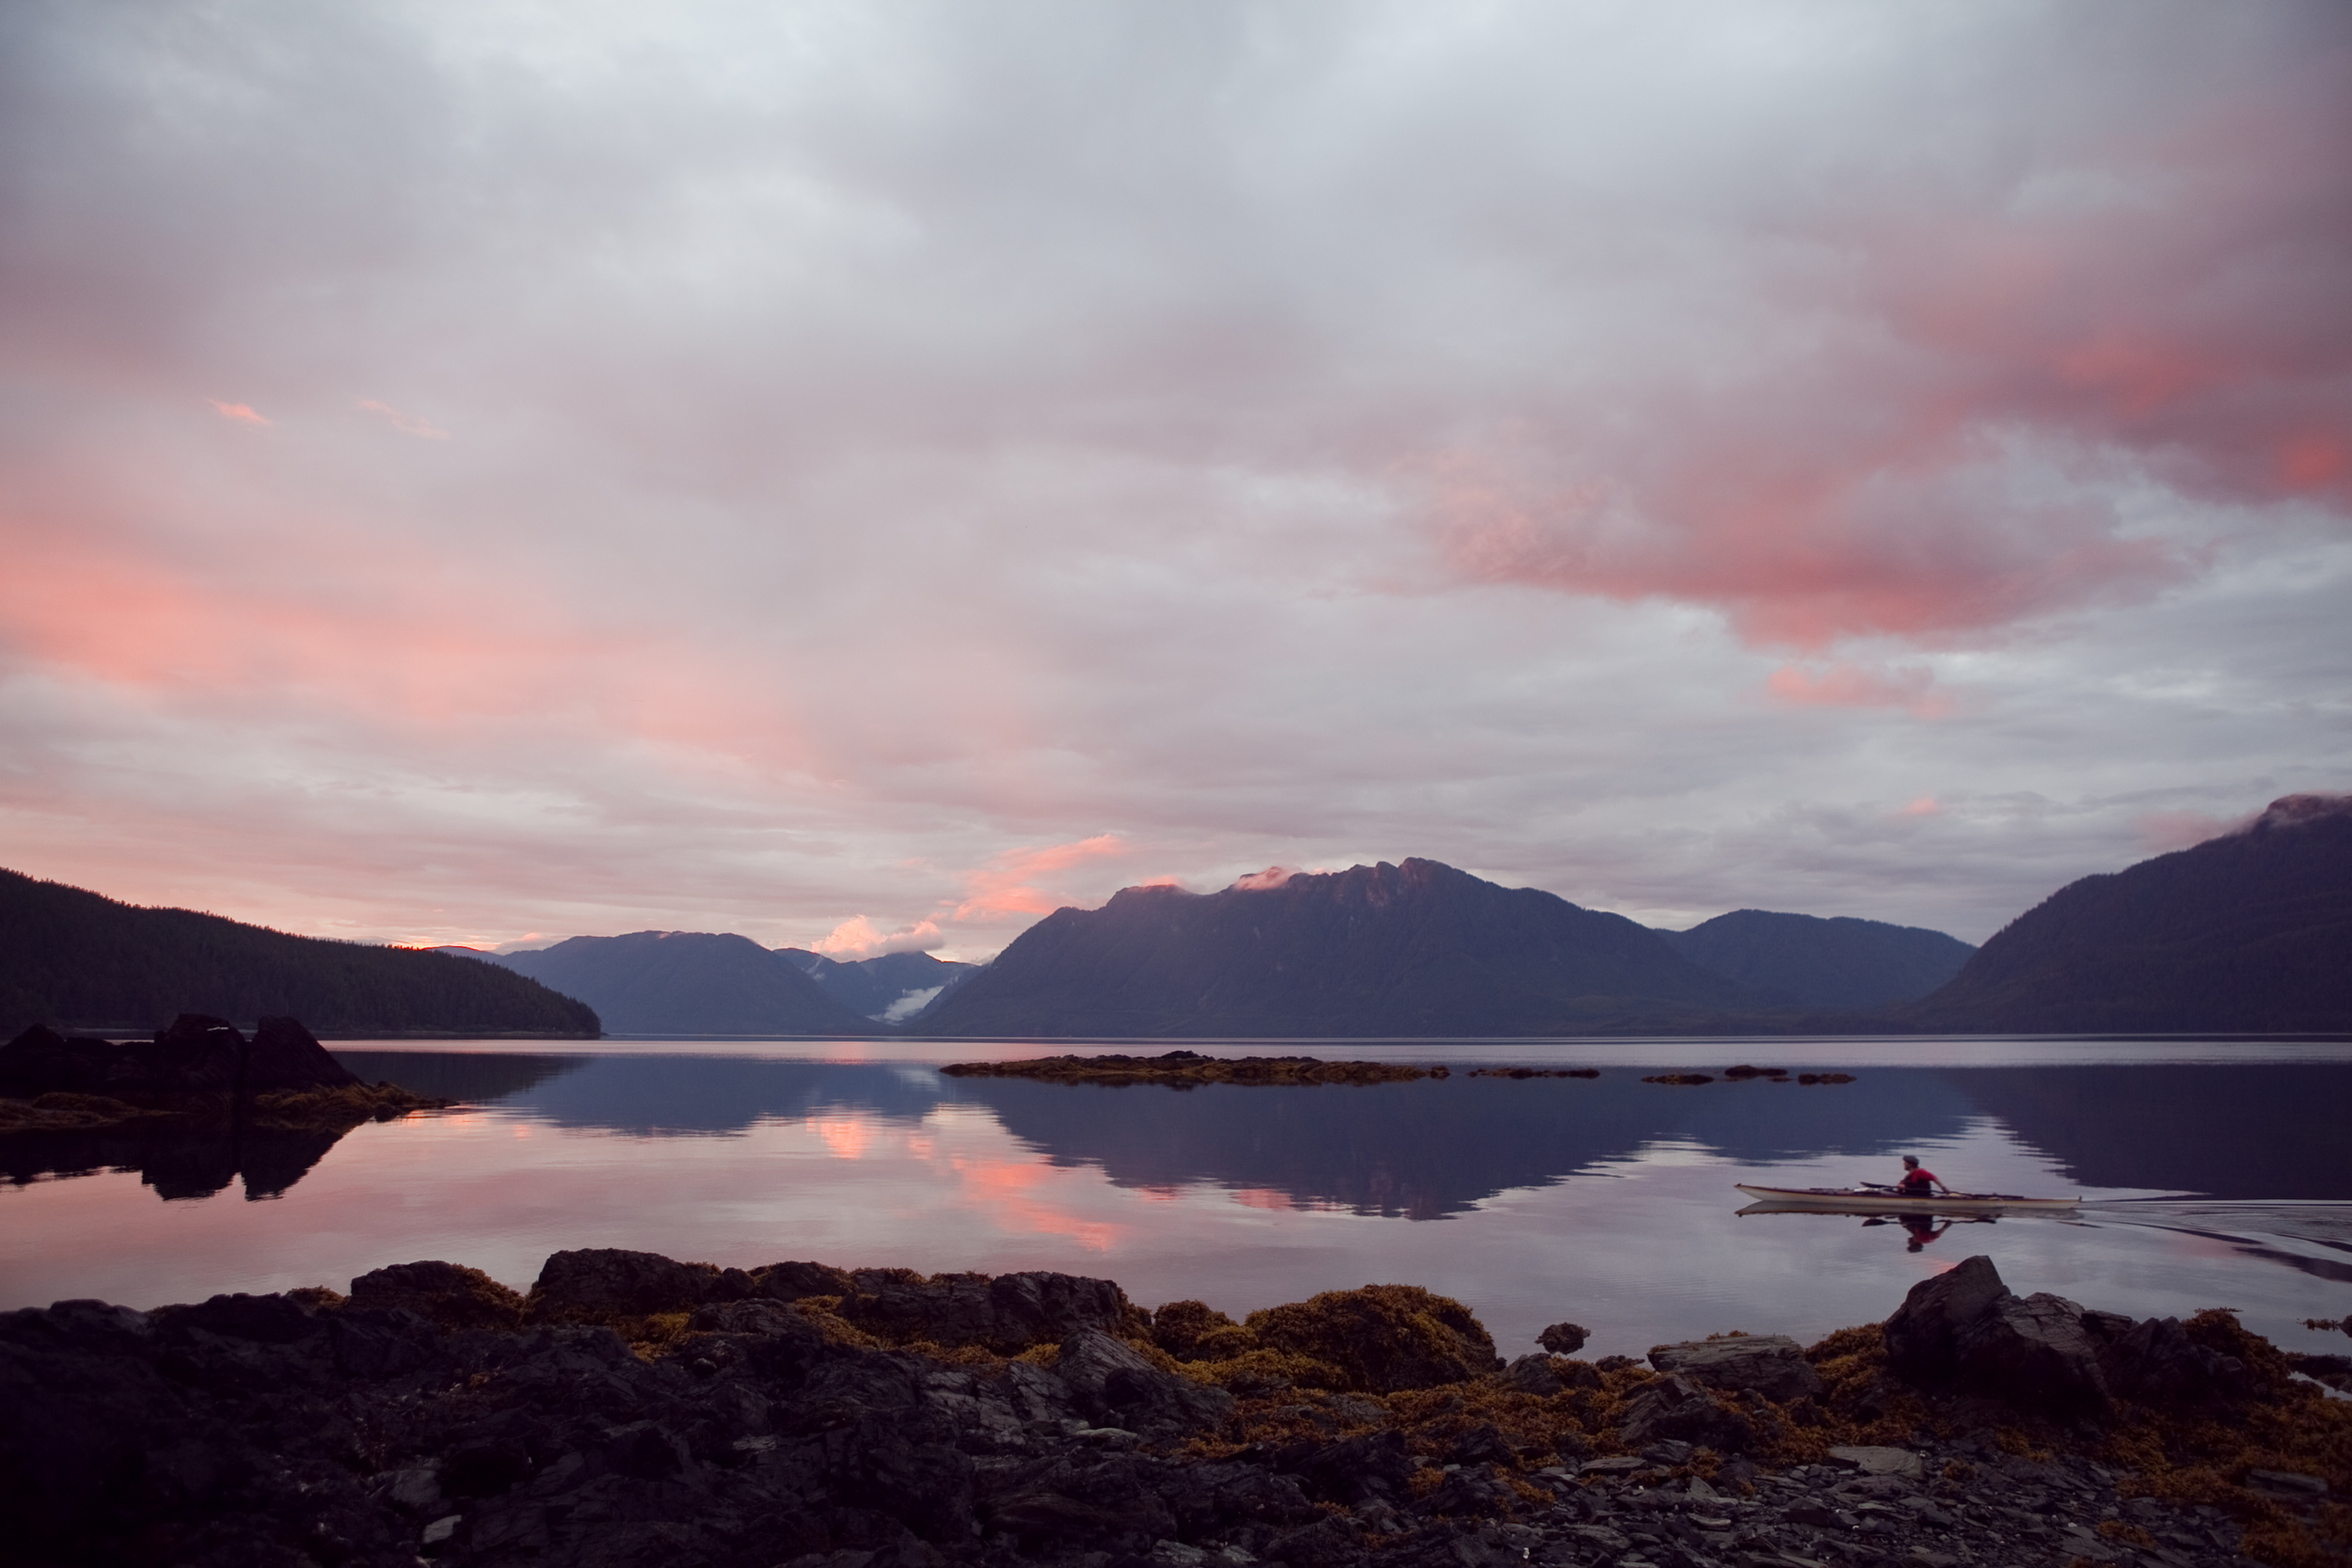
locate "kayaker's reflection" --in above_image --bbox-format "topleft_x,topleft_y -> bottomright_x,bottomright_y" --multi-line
1863,1212 -> 1983,1251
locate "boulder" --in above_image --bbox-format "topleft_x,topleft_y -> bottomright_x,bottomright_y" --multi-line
2090,1313 -> 2250,1406
748,1260 -> 856,1300
1883,1255 -> 2012,1387
1537,1322 -> 1589,1354
1500,1353 -> 1565,1396
0,1025 -> 108,1095
1246,1284 -> 1499,1393
149,1015 -> 249,1093
242,1017 -> 361,1092
528,1248 -> 724,1319
1883,1258 -> 2114,1416
347,1261 -> 526,1331
1615,1372 -> 1755,1452
1647,1335 -> 1823,1402
1053,1328 -> 1235,1437
1958,1291 -> 2109,1417
2,1015 -> 358,1100
833,1269 -> 1140,1353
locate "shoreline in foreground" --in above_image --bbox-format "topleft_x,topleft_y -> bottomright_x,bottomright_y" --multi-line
5,1250 -> 2346,1568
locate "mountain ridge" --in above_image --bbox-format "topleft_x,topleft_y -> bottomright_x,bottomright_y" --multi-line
0,868 -> 600,1037
1900,793 -> 2352,1034
910,857 -> 1782,1038
1656,910 -> 1975,1010
464,932 -> 880,1037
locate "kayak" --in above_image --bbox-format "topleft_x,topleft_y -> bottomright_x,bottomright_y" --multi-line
1734,1183 -> 2080,1215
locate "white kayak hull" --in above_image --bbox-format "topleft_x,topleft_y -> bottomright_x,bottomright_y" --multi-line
1735,1183 -> 2080,1214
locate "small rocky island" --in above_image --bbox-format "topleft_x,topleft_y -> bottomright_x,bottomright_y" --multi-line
4,1251 -> 2345,1568
0,1013 -> 451,1133
939,1053 -> 1443,1087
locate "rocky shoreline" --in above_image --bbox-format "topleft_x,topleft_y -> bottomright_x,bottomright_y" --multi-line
5,1250 -> 2347,1568
0,1015 -> 453,1133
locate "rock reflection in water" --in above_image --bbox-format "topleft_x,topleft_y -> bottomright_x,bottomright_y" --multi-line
0,1116 -> 350,1200
0,1050 -> 587,1201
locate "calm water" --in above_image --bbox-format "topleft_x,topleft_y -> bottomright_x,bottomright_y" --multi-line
5,1038 -> 2349,1363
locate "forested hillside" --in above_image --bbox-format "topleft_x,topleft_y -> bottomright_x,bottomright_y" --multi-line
0,869 -> 601,1037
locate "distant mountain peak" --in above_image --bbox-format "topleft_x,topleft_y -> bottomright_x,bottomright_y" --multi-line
2243,791 -> 2352,834
914,855 -> 1772,1038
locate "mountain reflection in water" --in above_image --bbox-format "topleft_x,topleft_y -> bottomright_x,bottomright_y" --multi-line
10,1055 -> 2344,1214
322,1053 -> 2345,1211
4,1047 -> 2346,1358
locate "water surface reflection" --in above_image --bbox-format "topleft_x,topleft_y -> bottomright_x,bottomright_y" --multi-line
2,1047 -> 2345,1363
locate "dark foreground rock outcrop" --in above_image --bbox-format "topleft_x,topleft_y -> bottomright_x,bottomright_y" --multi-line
1,1014 -> 362,1100
3,1250 -> 2344,1568
0,1015 -> 450,1143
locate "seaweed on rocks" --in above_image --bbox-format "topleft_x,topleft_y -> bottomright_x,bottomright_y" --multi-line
2,1250 -> 2343,1568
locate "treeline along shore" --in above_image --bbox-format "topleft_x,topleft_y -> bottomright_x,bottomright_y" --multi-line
7,1248 -> 2347,1568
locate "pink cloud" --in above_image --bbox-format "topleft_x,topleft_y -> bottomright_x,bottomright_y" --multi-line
2135,808 -> 2247,852
1430,60 -> 2346,652
953,834 -> 1127,921
813,915 -> 945,958
207,400 -> 269,425
1765,663 -> 1953,718
358,400 -> 451,439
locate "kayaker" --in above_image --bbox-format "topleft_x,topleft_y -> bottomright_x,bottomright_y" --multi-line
1898,1154 -> 1948,1196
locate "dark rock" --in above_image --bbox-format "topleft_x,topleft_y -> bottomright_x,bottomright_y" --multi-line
1883,1255 -> 2010,1388
1536,1322 -> 1589,1354
1413,1462 -> 1516,1518
834,1269 -> 1140,1353
1445,1423 -> 1518,1468
1499,1353 -> 1564,1395
1954,1291 -> 2110,1417
2287,1351 -> 2352,1393
528,1247 -> 723,1318
2,1013 -> 358,1101
1056,1329 -> 1236,1437
1647,1334 -> 1823,1402
2092,1313 -> 2252,1406
1616,1372 -> 1755,1452
0,1249 -> 2297,1568
243,1015 -> 362,1091
348,1260 -> 526,1330
158,1291 -> 328,1345
754,1259 -> 859,1300
1282,1430 -> 1414,1506
150,1014 -> 249,1092
1264,1513 -> 1365,1566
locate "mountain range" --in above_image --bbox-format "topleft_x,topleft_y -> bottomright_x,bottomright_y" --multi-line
914,858 -> 1776,1037
8,792 -> 2344,1040
444,935 -> 980,1036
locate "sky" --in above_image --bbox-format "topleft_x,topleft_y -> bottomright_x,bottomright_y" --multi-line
2,0 -> 2347,961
